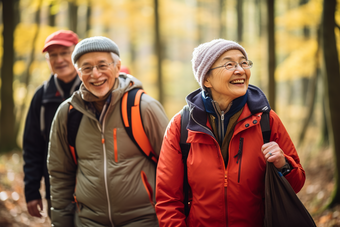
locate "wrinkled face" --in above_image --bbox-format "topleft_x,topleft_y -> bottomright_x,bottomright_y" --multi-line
46,45 -> 76,80
204,49 -> 251,102
77,52 -> 121,98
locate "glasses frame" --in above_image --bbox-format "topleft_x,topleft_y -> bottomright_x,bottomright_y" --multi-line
78,62 -> 115,75
209,60 -> 253,72
45,50 -> 72,61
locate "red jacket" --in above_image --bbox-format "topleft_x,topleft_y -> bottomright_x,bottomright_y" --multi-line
156,87 -> 305,227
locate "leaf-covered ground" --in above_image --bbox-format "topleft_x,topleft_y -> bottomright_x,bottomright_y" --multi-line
0,147 -> 339,227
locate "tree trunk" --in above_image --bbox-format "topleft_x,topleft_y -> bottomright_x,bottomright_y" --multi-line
297,27 -> 320,147
154,0 -> 164,104
86,0 -> 92,37
256,0 -> 263,37
48,3 -> 56,26
68,1 -> 78,33
321,101 -> 329,146
321,0 -> 340,208
237,0 -> 243,42
0,0 -> 19,152
16,0 -> 43,136
300,0 -> 310,38
219,0 -> 226,39
267,0 -> 276,110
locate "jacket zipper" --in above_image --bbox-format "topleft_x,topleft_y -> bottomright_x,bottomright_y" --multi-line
233,137 -> 244,183
99,111 -> 115,227
190,108 -> 228,224
211,100 -> 225,146
113,128 -> 118,162
221,111 -> 225,145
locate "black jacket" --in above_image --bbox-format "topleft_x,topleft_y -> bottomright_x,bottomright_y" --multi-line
23,74 -> 81,202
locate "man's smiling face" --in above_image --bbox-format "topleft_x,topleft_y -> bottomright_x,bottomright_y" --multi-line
77,52 -> 121,98
46,45 -> 76,81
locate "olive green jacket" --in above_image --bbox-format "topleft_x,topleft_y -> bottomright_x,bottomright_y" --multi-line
48,74 -> 169,227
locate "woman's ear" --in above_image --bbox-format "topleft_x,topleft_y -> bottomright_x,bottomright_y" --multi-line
203,76 -> 212,88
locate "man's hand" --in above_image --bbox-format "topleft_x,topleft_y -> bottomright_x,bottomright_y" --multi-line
27,199 -> 43,218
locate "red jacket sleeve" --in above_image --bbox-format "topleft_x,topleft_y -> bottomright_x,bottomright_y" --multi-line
269,110 -> 306,193
156,113 -> 187,227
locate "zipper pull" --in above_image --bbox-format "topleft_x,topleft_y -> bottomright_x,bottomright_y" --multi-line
234,138 -> 244,163
221,111 -> 224,121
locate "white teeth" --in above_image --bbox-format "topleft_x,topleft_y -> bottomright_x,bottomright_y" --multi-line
231,79 -> 245,84
93,81 -> 105,86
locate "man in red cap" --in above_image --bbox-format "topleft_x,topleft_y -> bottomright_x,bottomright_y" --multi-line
23,30 -> 82,219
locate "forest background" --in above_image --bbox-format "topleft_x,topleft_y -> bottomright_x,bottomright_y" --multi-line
0,0 -> 340,226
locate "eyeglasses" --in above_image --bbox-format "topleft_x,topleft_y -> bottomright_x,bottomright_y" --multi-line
78,62 -> 115,75
209,60 -> 253,72
46,51 -> 72,61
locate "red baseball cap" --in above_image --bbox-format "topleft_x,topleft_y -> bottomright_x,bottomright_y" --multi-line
42,30 -> 79,53
120,66 -> 130,74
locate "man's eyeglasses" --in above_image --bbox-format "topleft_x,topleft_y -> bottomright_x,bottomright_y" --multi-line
209,60 -> 253,72
78,62 -> 115,75
46,51 -> 72,61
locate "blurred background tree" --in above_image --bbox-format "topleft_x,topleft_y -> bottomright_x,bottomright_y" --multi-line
0,0 -> 340,218
321,0 -> 340,208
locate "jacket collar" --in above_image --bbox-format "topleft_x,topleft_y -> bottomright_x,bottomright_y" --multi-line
42,74 -> 81,103
185,85 -> 271,134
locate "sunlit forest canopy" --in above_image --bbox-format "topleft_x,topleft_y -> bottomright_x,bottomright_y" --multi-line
0,0 -> 340,148
1,0 -> 340,225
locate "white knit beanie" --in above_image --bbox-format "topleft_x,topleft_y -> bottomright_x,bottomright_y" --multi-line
72,36 -> 120,64
191,39 -> 248,90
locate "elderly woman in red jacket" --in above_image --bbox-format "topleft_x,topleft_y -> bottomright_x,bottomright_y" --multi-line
155,39 -> 305,227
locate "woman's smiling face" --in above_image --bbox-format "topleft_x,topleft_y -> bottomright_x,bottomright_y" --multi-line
203,49 -> 251,104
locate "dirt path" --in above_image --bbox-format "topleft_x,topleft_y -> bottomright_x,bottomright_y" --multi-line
0,148 -> 339,227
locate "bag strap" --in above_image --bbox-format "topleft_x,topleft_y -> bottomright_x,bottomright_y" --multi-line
121,88 -> 158,164
40,82 -> 48,140
260,111 -> 271,144
179,105 -> 191,217
67,104 -> 83,165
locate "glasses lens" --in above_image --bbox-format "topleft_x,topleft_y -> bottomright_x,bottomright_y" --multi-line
81,66 -> 93,75
242,60 -> 253,69
98,63 -> 109,71
225,62 -> 237,70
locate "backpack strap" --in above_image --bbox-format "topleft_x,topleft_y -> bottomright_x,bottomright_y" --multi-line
121,88 -> 158,164
40,82 -> 48,140
179,105 -> 191,217
260,111 -> 271,144
67,104 -> 83,165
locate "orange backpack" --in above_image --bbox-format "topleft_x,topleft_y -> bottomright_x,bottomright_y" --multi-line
67,88 -> 158,165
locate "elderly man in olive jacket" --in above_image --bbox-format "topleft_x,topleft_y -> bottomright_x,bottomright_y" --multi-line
48,36 -> 168,227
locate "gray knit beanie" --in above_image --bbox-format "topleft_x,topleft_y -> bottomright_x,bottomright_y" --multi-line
192,39 -> 248,90
72,36 -> 120,64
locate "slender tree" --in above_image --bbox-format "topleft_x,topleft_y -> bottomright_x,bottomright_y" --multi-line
154,0 -> 164,104
16,0 -> 43,136
219,0 -> 227,39
267,0 -> 276,110
237,0 -> 243,42
68,1 -> 78,33
298,28 -> 320,147
86,0 -> 92,37
256,0 -> 263,37
0,0 -> 19,152
321,0 -> 340,208
48,3 -> 56,26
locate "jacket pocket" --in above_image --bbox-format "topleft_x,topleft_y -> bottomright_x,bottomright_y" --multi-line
234,137 -> 244,183
113,128 -> 118,162
140,170 -> 155,207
